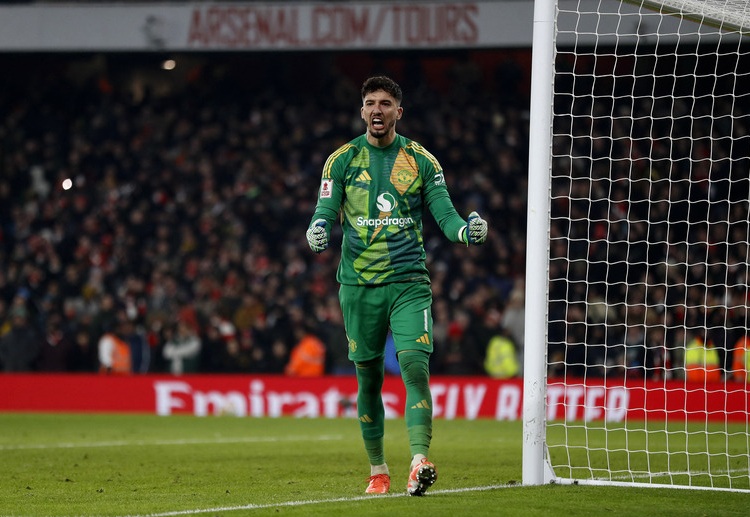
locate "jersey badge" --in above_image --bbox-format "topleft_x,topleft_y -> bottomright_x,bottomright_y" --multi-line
320,179 -> 333,199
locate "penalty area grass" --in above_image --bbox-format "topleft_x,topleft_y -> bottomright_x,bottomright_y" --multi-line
0,413 -> 748,516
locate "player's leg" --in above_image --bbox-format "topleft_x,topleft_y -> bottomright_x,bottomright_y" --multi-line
398,349 -> 437,495
389,282 -> 438,495
355,357 -> 390,493
397,350 -> 432,457
339,284 -> 391,493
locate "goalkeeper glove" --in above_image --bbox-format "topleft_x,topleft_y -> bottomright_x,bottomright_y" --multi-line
306,219 -> 329,253
462,211 -> 488,245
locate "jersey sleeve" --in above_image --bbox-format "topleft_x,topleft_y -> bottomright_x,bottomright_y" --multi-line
420,155 -> 467,244
308,144 -> 349,229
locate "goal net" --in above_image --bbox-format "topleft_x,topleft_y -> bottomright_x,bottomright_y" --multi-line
523,0 -> 750,491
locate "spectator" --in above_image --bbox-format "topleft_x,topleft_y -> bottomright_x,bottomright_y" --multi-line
644,326 -> 668,381
36,314 -> 74,372
97,321 -> 132,375
67,327 -> 98,372
206,317 -> 250,373
0,305 -> 43,372
315,294 -> 353,375
123,318 -> 150,374
266,337 -> 290,374
162,320 -> 202,375
285,320 -> 326,377
501,282 -> 525,360
684,331 -> 722,383
624,323 -> 647,378
434,308 -> 482,375
731,334 -> 750,382
383,333 -> 401,376
484,328 -> 520,379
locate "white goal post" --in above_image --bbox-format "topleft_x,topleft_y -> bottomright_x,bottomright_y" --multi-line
523,0 -> 750,492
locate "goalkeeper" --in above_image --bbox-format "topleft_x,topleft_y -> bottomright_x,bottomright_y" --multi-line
306,76 -> 488,496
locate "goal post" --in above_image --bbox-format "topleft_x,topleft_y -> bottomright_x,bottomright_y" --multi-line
523,0 -> 557,487
523,0 -> 750,491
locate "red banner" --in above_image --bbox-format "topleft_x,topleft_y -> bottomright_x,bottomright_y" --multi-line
0,374 -> 746,422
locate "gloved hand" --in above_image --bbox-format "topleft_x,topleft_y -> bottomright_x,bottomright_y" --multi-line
306,219 -> 329,253
464,211 -> 488,245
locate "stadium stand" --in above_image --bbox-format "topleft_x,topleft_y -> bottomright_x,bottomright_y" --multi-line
0,50 -> 529,374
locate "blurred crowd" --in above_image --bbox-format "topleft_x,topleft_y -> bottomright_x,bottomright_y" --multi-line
547,49 -> 750,382
2,48 -> 747,383
0,50 -> 529,377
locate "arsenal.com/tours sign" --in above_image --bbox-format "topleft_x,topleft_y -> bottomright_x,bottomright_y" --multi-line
186,3 -> 482,48
1,374 -> 747,422
0,2 -> 534,51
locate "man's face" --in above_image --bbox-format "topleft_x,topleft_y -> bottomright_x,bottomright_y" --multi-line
361,90 -> 403,142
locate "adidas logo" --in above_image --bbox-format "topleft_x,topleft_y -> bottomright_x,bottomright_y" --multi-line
415,333 -> 430,344
411,399 -> 431,410
356,170 -> 372,182
359,415 -> 373,423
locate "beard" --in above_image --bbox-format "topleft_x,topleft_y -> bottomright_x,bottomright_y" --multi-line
367,119 -> 395,139
368,127 -> 387,139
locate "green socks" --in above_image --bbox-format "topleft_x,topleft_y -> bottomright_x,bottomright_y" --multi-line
398,350 -> 433,458
356,358 -> 386,465
355,351 -> 433,465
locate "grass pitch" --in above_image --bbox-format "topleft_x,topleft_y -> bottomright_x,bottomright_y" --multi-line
1,413 -> 748,516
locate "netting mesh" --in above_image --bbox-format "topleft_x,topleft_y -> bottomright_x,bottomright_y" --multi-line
637,0 -> 750,32
546,0 -> 750,490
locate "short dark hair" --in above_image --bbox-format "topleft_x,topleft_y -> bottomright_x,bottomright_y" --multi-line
361,76 -> 403,104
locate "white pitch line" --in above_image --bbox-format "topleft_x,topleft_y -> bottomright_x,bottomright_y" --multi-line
118,484 -> 514,517
609,467 -> 750,481
0,435 -> 343,451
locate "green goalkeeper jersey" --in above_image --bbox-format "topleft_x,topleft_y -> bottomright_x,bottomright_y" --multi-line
309,133 -> 467,286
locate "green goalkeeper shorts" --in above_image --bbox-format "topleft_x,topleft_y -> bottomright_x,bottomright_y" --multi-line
339,282 -> 433,363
